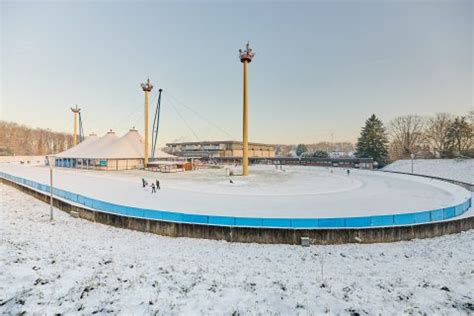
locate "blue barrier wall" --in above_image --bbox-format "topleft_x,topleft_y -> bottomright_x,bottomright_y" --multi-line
1,171 -> 471,229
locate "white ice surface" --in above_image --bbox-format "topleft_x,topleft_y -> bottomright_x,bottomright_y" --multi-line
0,183 -> 473,314
0,164 -> 470,218
383,159 -> 474,185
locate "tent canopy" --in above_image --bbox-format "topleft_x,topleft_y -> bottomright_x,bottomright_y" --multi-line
55,129 -> 176,160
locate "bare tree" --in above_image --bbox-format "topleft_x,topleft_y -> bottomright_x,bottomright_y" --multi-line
447,116 -> 473,156
389,115 -> 425,160
423,113 -> 453,157
468,110 -> 474,129
0,121 -> 73,156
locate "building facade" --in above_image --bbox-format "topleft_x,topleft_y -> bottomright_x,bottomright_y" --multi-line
165,141 -> 276,158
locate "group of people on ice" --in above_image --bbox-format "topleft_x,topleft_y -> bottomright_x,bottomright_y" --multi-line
142,178 -> 160,193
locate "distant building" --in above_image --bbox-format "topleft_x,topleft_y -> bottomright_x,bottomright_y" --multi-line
328,151 -> 346,158
165,141 -> 276,159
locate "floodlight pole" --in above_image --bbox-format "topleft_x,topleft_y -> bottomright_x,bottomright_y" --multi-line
410,153 -> 415,174
141,79 -> 154,169
71,105 -> 81,146
239,42 -> 255,176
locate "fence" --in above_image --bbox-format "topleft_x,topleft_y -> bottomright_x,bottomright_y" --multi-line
0,171 -> 471,229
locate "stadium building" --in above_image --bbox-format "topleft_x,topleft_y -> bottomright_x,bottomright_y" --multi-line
164,141 -> 276,159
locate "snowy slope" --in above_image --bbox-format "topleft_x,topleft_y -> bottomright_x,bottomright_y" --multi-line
0,156 -> 44,164
1,183 -> 473,314
383,159 -> 474,184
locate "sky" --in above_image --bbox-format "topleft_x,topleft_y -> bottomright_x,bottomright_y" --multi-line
1,0 -> 472,146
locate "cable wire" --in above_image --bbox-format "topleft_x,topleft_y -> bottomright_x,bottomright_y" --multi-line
165,91 -> 235,139
167,98 -> 201,141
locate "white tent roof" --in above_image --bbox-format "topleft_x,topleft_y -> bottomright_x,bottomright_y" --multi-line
76,131 -> 119,159
55,134 -> 99,158
93,129 -> 144,159
56,131 -> 118,159
55,129 -> 177,160
153,149 -> 176,159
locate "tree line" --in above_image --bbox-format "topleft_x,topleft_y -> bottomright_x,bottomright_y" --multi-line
356,111 -> 473,166
289,111 -> 473,166
0,121 -> 73,156
276,142 -> 355,158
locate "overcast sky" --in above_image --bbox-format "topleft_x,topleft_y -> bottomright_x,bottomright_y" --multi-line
1,0 -> 472,145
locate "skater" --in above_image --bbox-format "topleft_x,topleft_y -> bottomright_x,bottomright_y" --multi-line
156,179 -> 160,190
347,169 -> 350,176
142,178 -> 146,188
151,183 -> 156,193
229,178 -> 234,184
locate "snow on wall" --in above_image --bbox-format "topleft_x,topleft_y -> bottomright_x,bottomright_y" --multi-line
383,159 -> 474,185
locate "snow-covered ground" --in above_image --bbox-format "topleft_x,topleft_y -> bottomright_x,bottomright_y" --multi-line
0,156 -> 44,164
383,159 -> 474,185
0,164 -> 469,217
1,183 -> 473,314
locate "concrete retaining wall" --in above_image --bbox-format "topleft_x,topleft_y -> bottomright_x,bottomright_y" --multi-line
2,177 -> 473,245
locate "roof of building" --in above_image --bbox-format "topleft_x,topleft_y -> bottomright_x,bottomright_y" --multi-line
55,134 -> 99,158
147,161 -> 186,165
55,129 -> 175,159
165,140 -> 275,147
92,129 -> 143,159
74,131 -> 119,159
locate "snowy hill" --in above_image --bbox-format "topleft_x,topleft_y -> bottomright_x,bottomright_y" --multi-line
1,183 -> 473,314
383,159 -> 474,185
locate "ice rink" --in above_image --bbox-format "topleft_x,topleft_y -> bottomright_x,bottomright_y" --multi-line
0,163 -> 469,218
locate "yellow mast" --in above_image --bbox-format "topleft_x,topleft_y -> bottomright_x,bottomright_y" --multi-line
239,42 -> 255,176
141,79 -> 153,168
70,105 -> 81,146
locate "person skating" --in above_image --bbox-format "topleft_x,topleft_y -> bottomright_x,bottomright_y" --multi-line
156,179 -> 160,190
151,183 -> 156,193
347,169 -> 350,176
142,178 -> 146,188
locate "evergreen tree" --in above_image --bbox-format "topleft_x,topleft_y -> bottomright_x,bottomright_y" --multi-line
295,144 -> 308,157
447,116 -> 473,156
313,150 -> 329,158
355,114 -> 389,166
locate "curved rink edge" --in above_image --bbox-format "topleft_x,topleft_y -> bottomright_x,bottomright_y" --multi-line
1,171 -> 471,229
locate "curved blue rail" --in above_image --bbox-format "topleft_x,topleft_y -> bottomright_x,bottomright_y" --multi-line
1,172 -> 471,229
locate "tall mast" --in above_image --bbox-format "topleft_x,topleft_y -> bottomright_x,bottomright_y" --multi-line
239,42 -> 255,176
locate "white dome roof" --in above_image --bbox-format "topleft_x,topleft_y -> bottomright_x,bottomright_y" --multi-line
56,134 -> 99,158
93,129 -> 144,159
75,131 -> 119,159
55,129 -> 176,160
